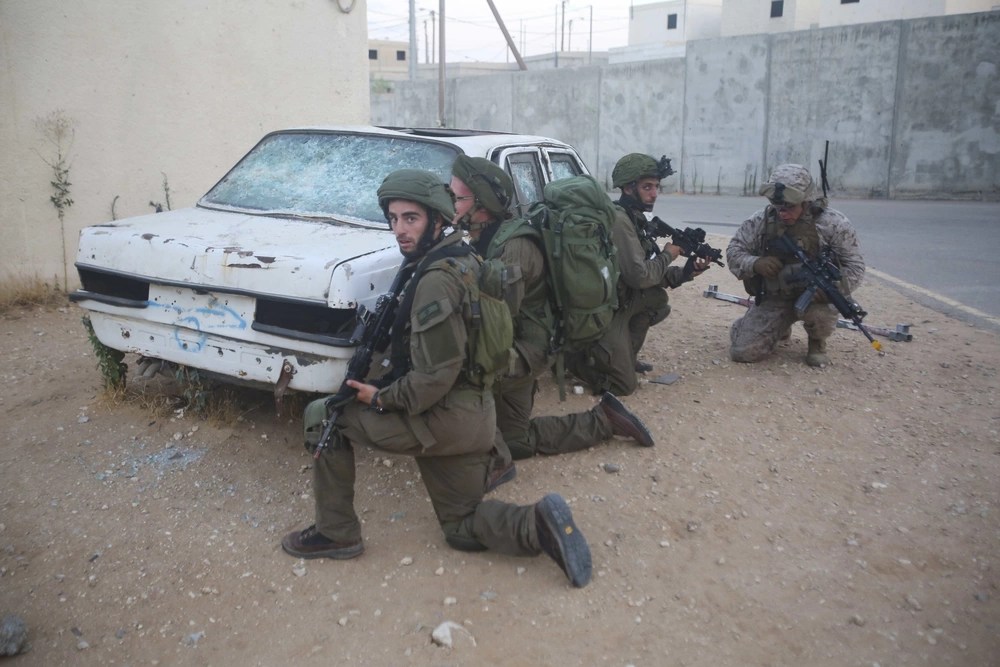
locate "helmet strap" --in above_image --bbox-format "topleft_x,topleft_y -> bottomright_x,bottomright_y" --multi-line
618,188 -> 650,212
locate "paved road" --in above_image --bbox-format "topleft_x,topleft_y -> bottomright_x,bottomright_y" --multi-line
650,194 -> 1000,329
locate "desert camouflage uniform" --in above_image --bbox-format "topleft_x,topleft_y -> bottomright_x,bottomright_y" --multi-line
567,203 -> 686,396
475,221 -> 616,465
727,205 -> 865,362
314,231 -> 544,554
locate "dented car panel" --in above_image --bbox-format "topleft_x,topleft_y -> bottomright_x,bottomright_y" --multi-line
71,125 -> 588,394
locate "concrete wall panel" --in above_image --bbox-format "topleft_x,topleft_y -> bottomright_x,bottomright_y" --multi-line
453,75 -> 515,131
766,23 -> 899,197
596,60 -> 686,190
371,11 -> 998,201
683,36 -> 770,194
890,12 -> 1000,197
511,68 -> 603,174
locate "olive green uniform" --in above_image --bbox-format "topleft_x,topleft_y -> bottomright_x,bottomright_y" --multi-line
568,203 -> 686,396
478,222 -> 615,465
313,232 -> 544,555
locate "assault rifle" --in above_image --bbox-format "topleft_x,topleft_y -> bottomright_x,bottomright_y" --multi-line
645,216 -> 725,267
313,260 -> 414,458
771,234 -> 882,352
702,284 -> 913,342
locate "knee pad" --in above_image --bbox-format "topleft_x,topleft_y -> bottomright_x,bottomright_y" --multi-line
508,441 -> 536,461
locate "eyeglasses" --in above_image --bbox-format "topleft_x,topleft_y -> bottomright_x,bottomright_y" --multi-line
453,195 -> 476,202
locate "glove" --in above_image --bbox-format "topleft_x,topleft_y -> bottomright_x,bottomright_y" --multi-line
753,256 -> 783,278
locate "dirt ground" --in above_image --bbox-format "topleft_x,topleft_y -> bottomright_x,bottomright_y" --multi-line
1,255 -> 998,667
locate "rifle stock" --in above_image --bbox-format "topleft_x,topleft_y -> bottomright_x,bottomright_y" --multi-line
312,260 -> 414,458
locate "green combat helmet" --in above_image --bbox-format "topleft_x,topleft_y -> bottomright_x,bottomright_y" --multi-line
377,168 -> 456,223
611,153 -> 675,188
451,155 -> 514,219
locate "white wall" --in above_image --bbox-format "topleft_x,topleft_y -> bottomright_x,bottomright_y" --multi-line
0,0 -> 369,291
629,0 -> 722,46
722,0 -> 996,36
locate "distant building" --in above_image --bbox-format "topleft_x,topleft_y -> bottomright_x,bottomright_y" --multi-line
368,39 -> 410,83
613,0 -> 998,62
612,0 -> 723,63
368,39 -> 608,89
719,0 -> 999,36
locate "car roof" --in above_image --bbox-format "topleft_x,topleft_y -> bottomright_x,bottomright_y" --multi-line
268,124 -> 576,158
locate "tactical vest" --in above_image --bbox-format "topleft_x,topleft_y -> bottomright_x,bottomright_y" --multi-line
756,207 -> 822,300
389,241 -> 513,388
619,204 -> 660,261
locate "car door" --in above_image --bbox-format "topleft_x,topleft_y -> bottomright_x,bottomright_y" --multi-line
493,146 -> 588,217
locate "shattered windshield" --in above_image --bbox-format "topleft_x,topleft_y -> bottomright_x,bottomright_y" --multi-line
199,132 -> 461,225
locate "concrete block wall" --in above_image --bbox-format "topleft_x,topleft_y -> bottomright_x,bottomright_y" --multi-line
372,10 -> 1000,200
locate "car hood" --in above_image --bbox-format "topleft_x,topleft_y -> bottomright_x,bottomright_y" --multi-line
75,207 -> 400,305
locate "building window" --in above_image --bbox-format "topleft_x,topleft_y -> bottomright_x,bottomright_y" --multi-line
368,49 -> 378,60
667,13 -> 677,29
770,1 -> 784,18
396,50 -> 406,61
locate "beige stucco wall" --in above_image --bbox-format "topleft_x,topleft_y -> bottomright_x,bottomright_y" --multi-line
0,0 -> 369,291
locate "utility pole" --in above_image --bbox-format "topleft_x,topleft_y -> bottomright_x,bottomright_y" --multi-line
569,19 -> 573,52
588,5 -> 593,64
408,0 -> 417,80
430,10 -> 436,64
485,0 -> 527,70
560,0 -> 567,52
423,19 -> 429,64
437,0 -> 445,127
553,5 -> 559,68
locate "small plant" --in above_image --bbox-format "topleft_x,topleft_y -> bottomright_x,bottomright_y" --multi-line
743,165 -> 758,196
35,110 -> 76,292
174,365 -> 211,413
149,172 -> 173,213
81,315 -> 128,390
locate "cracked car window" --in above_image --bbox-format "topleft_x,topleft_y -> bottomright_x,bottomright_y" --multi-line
199,132 -> 460,224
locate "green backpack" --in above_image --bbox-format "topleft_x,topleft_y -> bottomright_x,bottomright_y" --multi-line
525,174 -> 619,351
487,175 -> 618,398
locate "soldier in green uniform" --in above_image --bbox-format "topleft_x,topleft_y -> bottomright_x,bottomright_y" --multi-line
568,153 -> 709,396
283,169 -> 592,588
449,156 -> 656,491
726,163 -> 865,366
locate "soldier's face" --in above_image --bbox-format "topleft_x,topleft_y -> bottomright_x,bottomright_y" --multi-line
633,177 -> 661,207
774,202 -> 804,224
388,200 -> 438,257
449,176 -> 491,240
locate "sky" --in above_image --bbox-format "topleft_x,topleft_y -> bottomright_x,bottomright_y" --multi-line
366,0 -> 635,64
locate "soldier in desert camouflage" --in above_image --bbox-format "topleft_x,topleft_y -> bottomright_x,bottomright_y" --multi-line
726,164 -> 865,367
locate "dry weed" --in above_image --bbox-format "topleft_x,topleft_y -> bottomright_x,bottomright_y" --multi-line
0,274 -> 67,314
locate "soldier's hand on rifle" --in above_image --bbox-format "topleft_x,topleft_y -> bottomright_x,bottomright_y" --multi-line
346,379 -> 379,408
753,256 -> 783,278
682,256 -> 711,283
664,244 -> 682,261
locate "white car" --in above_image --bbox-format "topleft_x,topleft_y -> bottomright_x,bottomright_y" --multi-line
72,125 -> 588,396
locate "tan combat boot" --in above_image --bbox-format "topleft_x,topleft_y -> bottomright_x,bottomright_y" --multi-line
805,337 -> 829,367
